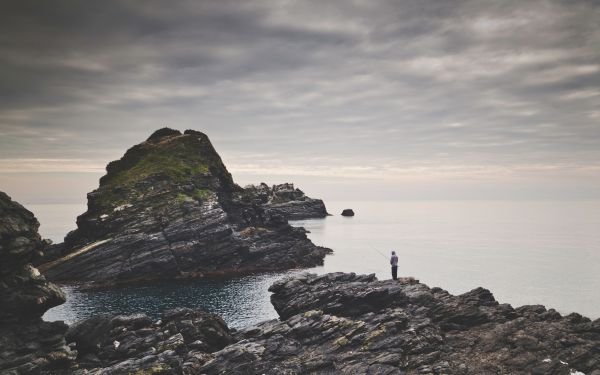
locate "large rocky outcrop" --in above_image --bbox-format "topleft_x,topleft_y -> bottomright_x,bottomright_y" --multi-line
38,128 -> 330,286
0,192 -> 75,374
198,273 -> 600,375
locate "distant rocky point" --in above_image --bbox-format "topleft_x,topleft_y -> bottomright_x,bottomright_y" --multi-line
243,182 -> 328,220
37,128 -> 331,286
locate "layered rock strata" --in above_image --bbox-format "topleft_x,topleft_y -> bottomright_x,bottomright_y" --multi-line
38,128 -> 330,286
198,272 -> 600,375
0,192 -> 74,374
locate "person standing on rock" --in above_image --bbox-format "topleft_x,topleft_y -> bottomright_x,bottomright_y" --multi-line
390,251 -> 398,280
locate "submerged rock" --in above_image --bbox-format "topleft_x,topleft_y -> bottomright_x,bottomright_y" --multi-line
37,128 -> 331,286
0,192 -> 75,374
341,208 -> 354,216
197,272 -> 600,375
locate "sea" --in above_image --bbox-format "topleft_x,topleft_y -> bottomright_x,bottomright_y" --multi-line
32,200 -> 600,329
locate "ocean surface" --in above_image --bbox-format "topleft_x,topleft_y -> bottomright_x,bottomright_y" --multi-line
31,200 -> 600,328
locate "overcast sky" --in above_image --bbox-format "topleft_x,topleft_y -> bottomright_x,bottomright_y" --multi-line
1,0 -> 599,204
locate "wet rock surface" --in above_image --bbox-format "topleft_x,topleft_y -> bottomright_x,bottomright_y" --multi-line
38,128 -> 331,286
198,272 -> 600,375
0,192 -> 75,374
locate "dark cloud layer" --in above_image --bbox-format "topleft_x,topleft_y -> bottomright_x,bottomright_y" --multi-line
1,0 -> 599,200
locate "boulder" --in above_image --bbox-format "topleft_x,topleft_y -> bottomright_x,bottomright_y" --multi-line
341,209 -> 354,216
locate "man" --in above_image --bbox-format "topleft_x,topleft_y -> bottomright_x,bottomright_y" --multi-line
390,251 -> 398,280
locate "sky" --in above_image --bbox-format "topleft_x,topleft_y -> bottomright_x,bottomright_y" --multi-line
1,0 -> 599,204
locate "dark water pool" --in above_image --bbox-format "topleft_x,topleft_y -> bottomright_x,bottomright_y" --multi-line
43,271 -> 304,329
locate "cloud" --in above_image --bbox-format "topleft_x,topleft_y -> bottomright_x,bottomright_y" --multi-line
0,0 -> 599,201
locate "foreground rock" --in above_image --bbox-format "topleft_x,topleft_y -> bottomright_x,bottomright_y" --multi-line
38,128 -> 330,286
0,192 -> 74,374
66,308 -> 232,374
199,272 -> 600,375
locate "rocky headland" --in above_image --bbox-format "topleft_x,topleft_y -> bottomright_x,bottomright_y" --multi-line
37,128 -> 330,286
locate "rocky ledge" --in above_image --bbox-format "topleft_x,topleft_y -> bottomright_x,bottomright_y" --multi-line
61,272 -> 600,374
198,272 -> 599,375
37,128 -> 330,286
0,192 -> 75,374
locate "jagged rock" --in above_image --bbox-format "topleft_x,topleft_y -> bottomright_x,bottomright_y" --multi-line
37,128 -> 331,286
242,182 -> 328,220
0,192 -> 75,374
341,209 -> 354,216
66,308 -> 232,374
197,272 -> 600,375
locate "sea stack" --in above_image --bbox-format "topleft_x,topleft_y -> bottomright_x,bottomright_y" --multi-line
38,128 -> 331,286
0,192 -> 74,373
341,209 -> 354,216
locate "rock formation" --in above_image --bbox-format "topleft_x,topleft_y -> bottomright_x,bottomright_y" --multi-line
0,192 -> 75,374
341,209 -> 354,216
63,272 -> 599,374
38,128 -> 331,286
198,273 -> 600,375
66,308 -> 232,374
242,182 -> 328,220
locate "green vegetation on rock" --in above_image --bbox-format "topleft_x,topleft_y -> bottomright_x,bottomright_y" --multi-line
91,130 -> 236,212
193,188 -> 214,201
102,140 -> 210,188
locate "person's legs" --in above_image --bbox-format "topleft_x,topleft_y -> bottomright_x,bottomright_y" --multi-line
392,266 -> 398,280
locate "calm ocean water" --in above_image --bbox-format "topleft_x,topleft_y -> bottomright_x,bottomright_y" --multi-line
30,200 -> 600,328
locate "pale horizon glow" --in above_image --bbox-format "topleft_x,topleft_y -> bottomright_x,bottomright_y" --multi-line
1,0 -> 599,204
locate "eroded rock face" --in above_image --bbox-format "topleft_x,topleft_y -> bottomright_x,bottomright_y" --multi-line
66,308 -> 233,374
38,128 -> 331,286
198,272 -> 600,375
0,192 -> 74,374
